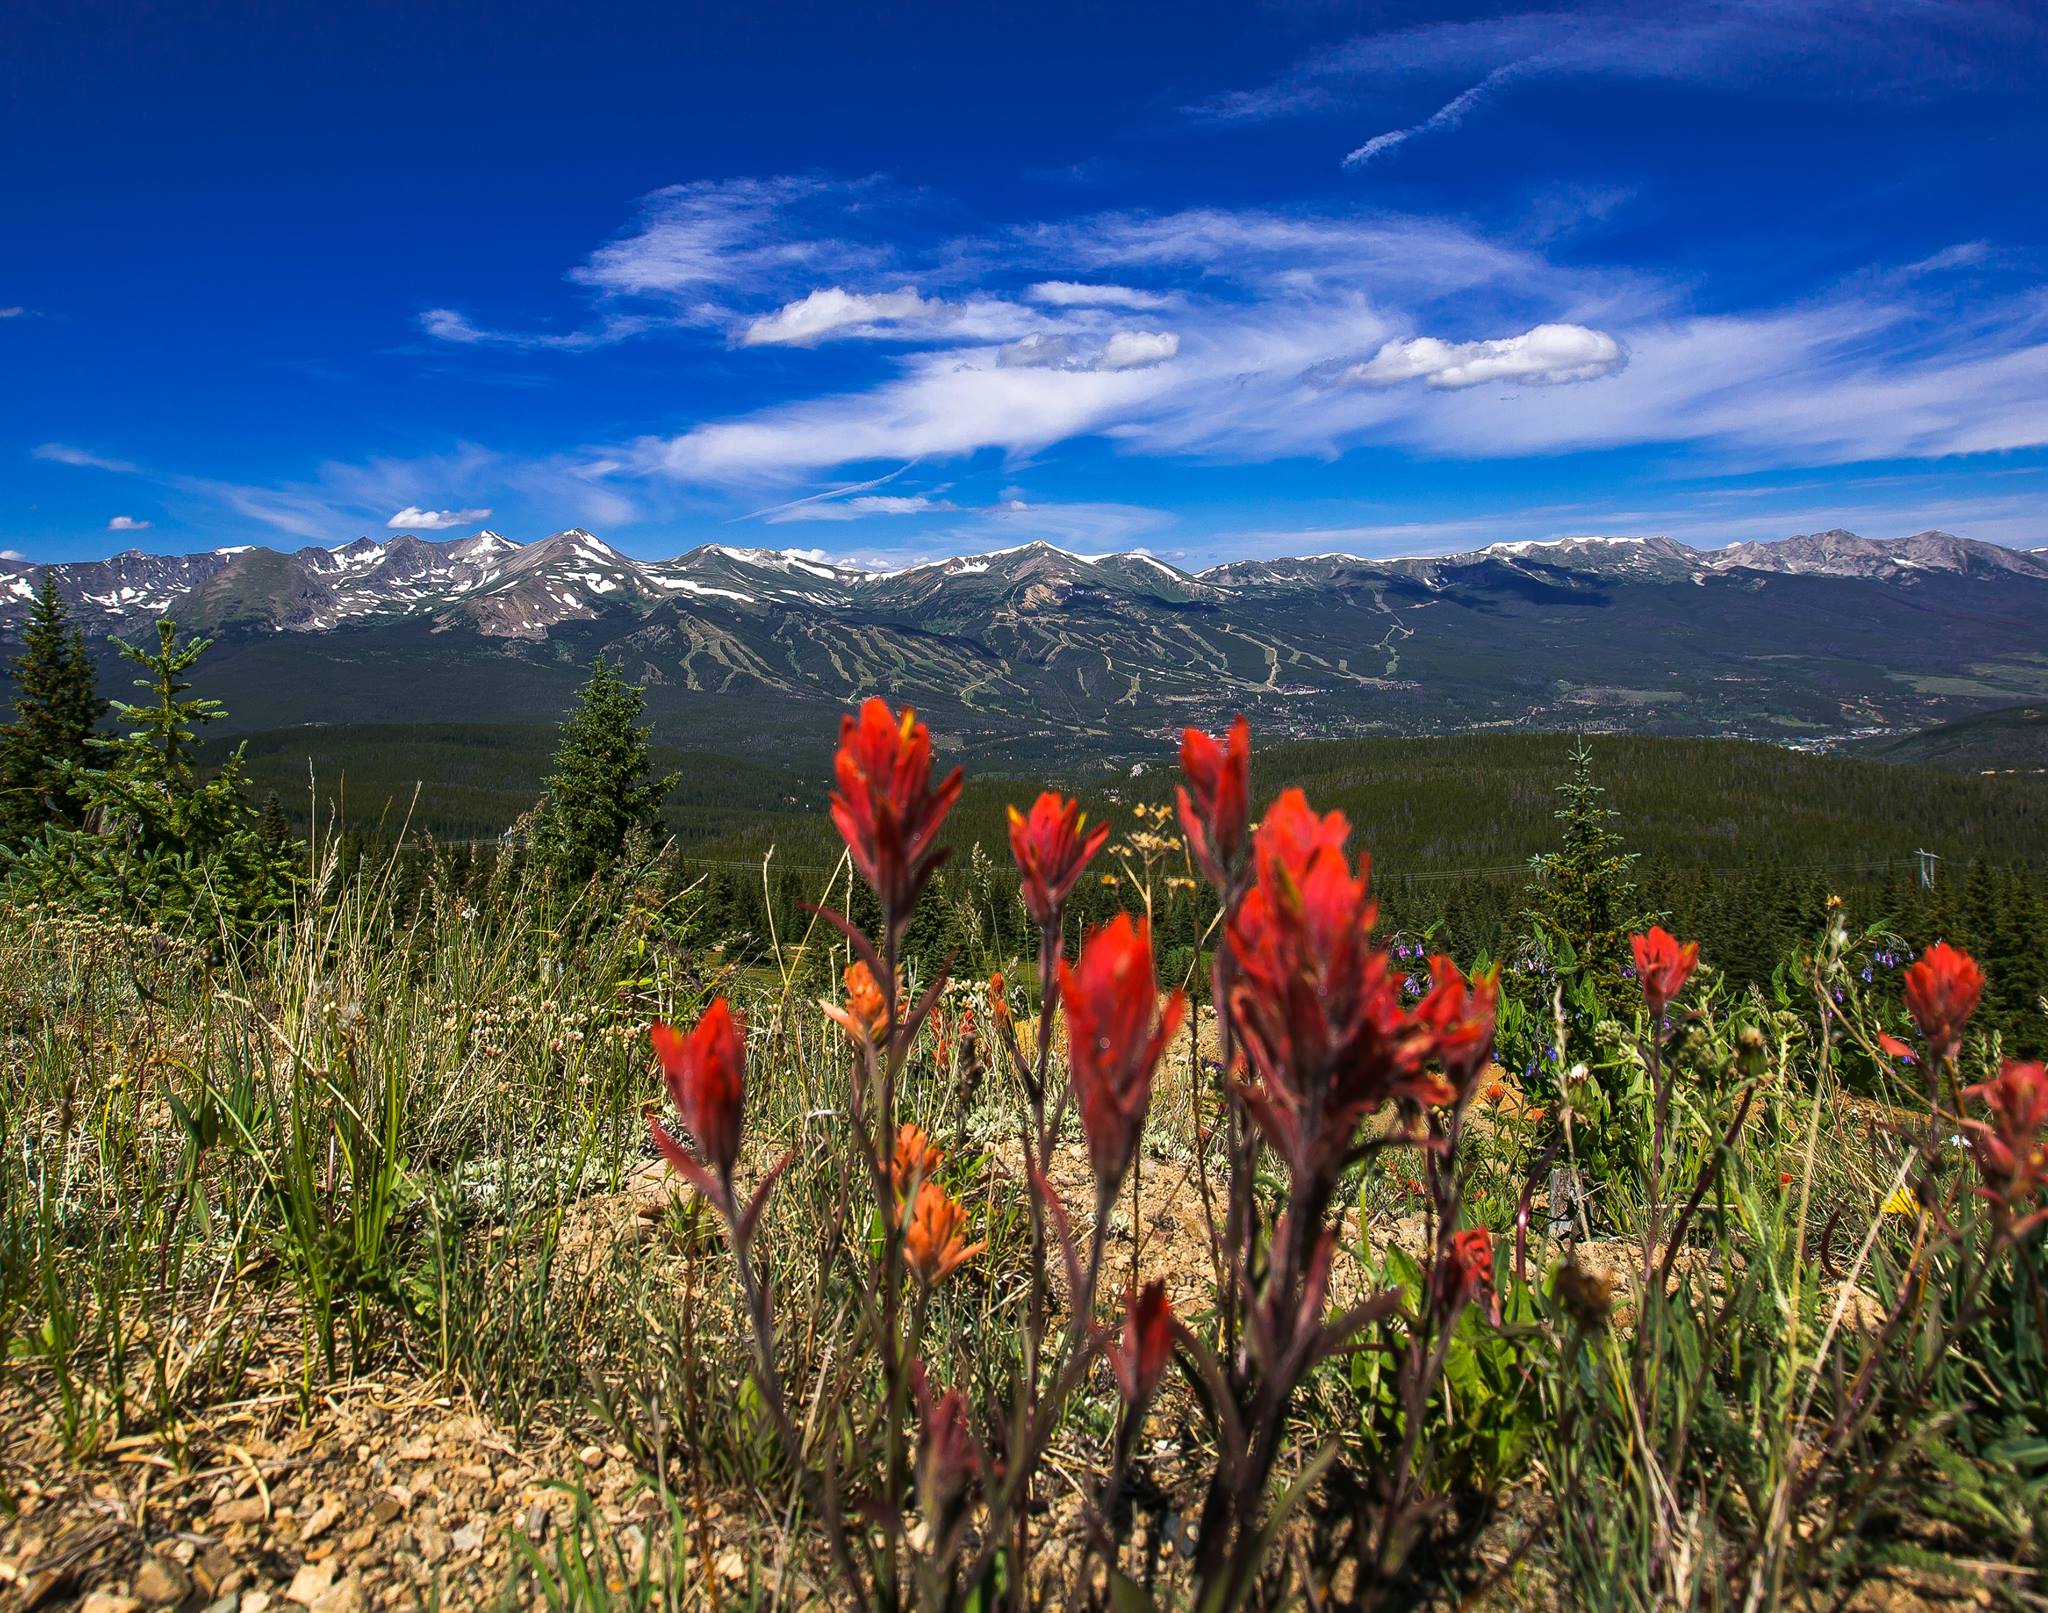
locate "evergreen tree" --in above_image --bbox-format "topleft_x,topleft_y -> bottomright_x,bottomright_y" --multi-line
1524,739 -> 1646,990
2,618 -> 296,931
530,657 -> 675,882
0,571 -> 105,845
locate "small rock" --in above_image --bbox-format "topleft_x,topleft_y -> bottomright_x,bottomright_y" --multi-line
577,1445 -> 604,1470
285,1560 -> 335,1605
134,1554 -> 193,1606
366,1496 -> 402,1527
214,1498 -> 267,1526
395,1440 -> 434,1462
81,1595 -> 143,1613
414,1524 -> 452,1568
307,1578 -> 365,1613
199,1596 -> 241,1613
242,1595 -> 272,1613
300,1501 -> 343,1543
522,1501 -> 549,1542
448,1523 -> 482,1556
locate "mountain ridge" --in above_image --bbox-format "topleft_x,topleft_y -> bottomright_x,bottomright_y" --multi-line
4,524 -> 2045,765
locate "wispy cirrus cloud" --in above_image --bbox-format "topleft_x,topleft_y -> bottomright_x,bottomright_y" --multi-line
1195,1 -> 2042,166
34,442 -> 142,474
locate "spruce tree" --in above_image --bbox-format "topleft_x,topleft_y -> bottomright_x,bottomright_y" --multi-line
2,618 -> 295,930
0,571 -> 105,845
1524,738 -> 1646,989
530,656 -> 675,882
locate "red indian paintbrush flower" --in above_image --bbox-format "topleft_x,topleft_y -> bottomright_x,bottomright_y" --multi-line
1177,716 -> 1251,889
903,1179 -> 984,1285
1007,790 -> 1111,928
1903,941 -> 1985,1065
1414,957 -> 1501,1102
912,1361 -> 980,1525
1107,1279 -> 1174,1408
829,697 -> 963,920
649,998 -> 746,1200
1963,1060 -> 2048,1213
1631,927 -> 1700,1019
1443,1226 -> 1495,1319
1227,790 -> 1434,1190
1060,914 -> 1186,1193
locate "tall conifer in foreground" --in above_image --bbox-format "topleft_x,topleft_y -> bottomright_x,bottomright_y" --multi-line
530,655 -> 674,882
0,571 -> 105,845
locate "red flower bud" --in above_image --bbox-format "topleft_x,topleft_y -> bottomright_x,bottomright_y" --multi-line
1443,1226 -> 1495,1320
649,999 -> 746,1195
1176,717 -> 1251,889
1060,915 -> 1185,1193
1631,927 -> 1700,1019
829,697 -> 963,921
1902,941 -> 1984,1066
1108,1279 -> 1174,1408
1007,791 -> 1110,929
911,1361 -> 980,1526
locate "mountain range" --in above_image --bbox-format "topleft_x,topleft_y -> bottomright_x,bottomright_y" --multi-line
5,527 -> 2046,767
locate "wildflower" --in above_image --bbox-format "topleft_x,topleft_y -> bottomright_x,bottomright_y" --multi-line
1902,941 -> 1984,1065
891,1122 -> 945,1201
829,697 -> 964,920
822,959 -> 892,1045
1227,790 -> 1434,1189
986,970 -> 1011,1029
1877,1032 -> 1916,1063
1881,1186 -> 1918,1216
1007,791 -> 1110,927
649,999 -> 746,1195
1414,957 -> 1500,1100
1060,914 -> 1186,1193
1443,1226 -> 1495,1319
1630,927 -> 1700,1019
1780,1170 -> 1795,1187
1551,1255 -> 1615,1330
1962,1060 -> 2048,1212
1176,716 -> 1251,888
903,1179 -> 984,1285
912,1362 -> 980,1526
1107,1280 -> 1173,1409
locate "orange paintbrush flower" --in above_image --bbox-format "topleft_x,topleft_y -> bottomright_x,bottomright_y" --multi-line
1903,941 -> 1985,1065
648,998 -> 746,1199
1631,927 -> 1700,1019
829,697 -> 963,921
1060,914 -> 1185,1193
903,1179 -> 984,1285
1176,716 -> 1251,889
1414,956 -> 1500,1100
891,1121 -> 945,1200
1963,1059 -> 2048,1213
1008,790 -> 1111,928
822,958 -> 892,1045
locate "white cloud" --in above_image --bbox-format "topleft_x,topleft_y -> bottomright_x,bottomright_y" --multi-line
0,549 -> 25,561
1346,323 -> 1625,388
387,505 -> 494,531
34,443 -> 141,474
1098,330 -> 1181,370
741,287 -> 943,347
107,515 -> 151,531
0,306 -> 25,319
1027,281 -> 1168,310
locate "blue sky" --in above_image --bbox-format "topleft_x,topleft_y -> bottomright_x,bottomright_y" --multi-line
7,0 -> 2047,568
